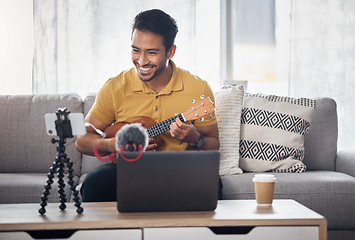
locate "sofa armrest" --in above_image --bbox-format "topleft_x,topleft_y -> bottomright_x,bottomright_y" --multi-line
336,149 -> 355,177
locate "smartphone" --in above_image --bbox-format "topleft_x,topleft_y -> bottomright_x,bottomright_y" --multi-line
45,112 -> 87,136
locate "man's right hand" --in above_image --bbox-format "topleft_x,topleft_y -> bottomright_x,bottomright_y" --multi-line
145,138 -> 157,151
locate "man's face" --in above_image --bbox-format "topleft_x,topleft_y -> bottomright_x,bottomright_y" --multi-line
131,29 -> 173,82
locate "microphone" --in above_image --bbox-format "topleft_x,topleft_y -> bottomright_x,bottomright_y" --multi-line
93,123 -> 148,162
115,123 -> 149,156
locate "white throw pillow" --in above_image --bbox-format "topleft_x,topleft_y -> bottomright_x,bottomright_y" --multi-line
239,93 -> 316,173
215,85 -> 244,175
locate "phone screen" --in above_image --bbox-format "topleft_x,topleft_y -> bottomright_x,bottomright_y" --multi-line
45,113 -> 87,136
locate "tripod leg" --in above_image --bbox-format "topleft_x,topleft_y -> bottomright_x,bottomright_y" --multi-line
65,157 -> 84,214
39,161 -> 58,215
57,155 -> 67,211
39,135 -> 83,215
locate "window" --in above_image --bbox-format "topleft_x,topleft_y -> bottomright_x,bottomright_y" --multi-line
227,0 -> 291,95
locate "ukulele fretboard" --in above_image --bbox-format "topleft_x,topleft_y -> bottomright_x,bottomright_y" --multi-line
147,114 -> 185,138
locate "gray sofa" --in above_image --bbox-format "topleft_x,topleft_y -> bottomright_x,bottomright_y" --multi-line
0,93 -> 354,240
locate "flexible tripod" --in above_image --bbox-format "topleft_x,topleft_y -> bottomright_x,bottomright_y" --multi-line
39,108 -> 84,215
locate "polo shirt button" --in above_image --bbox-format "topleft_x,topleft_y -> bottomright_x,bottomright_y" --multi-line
155,96 -> 159,99
155,107 -> 158,111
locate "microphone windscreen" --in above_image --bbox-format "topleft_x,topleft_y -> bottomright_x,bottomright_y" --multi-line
115,123 -> 149,151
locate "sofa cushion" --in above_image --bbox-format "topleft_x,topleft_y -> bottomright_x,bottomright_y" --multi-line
215,85 -> 244,175
239,93 -> 316,173
221,171 -> 355,230
303,98 -> 338,171
0,94 -> 83,175
0,173 -> 79,203
81,155 -> 108,175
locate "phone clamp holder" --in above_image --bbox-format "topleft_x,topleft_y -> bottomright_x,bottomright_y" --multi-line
39,108 -> 84,215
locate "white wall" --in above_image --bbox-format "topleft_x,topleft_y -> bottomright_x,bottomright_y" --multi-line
0,0 -> 33,95
289,0 -> 355,149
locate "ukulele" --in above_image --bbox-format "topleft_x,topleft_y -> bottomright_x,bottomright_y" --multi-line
104,95 -> 215,148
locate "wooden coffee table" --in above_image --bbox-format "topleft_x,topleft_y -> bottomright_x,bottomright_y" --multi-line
0,199 -> 326,240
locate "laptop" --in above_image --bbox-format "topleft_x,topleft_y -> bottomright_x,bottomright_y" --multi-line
116,150 -> 220,212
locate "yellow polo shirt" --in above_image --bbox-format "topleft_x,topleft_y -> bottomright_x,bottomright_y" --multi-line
90,60 -> 217,151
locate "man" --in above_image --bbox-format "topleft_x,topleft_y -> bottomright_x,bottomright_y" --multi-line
75,9 -> 221,202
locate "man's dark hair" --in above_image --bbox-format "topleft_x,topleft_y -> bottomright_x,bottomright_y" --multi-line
132,9 -> 178,52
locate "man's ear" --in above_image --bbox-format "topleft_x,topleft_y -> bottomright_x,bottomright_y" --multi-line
167,45 -> 176,59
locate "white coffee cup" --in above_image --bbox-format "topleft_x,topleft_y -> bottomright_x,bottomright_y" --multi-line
253,174 -> 277,206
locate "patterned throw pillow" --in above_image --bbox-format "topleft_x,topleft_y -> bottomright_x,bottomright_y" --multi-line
215,85 -> 244,175
239,93 -> 316,173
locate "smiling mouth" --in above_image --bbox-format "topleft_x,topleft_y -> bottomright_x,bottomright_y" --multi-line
137,64 -> 155,75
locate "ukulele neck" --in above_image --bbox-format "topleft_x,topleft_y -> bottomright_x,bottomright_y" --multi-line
146,114 -> 185,138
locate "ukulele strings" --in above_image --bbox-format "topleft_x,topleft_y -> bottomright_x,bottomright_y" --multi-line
147,115 -> 181,138
147,101 -> 208,139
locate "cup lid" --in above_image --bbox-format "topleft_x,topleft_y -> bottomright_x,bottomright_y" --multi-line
253,174 -> 277,182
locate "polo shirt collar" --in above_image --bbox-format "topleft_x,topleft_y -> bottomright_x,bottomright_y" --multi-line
131,60 -> 183,95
